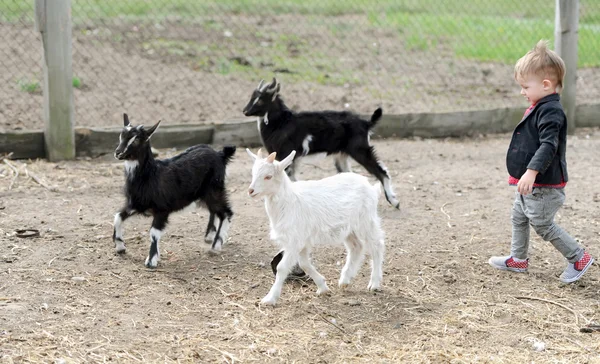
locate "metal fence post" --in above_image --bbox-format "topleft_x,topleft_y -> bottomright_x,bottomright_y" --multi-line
34,0 -> 75,161
555,0 -> 579,135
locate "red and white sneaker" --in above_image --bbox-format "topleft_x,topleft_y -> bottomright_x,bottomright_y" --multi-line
560,251 -> 594,283
488,255 -> 528,273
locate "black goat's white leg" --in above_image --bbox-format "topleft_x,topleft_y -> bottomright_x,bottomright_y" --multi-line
211,213 -> 229,251
204,212 -> 218,244
113,209 -> 135,253
145,214 -> 168,268
205,190 -> 234,252
334,153 -> 352,173
350,146 -> 400,209
378,161 -> 400,209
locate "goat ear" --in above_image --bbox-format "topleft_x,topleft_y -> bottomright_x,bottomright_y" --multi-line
246,148 -> 257,161
145,120 -> 161,139
123,113 -> 131,127
279,150 -> 296,170
266,152 -> 277,163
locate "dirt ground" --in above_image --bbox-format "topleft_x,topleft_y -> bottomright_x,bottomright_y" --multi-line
2,17 -> 600,132
1,131 -> 600,363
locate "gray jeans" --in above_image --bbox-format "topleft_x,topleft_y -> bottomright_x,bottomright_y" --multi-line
510,188 -> 584,263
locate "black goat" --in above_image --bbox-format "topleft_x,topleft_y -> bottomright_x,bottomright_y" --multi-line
113,113 -> 235,268
242,78 -> 399,209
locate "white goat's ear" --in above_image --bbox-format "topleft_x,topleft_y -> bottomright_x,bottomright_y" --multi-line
146,120 -> 161,139
266,152 -> 277,163
279,150 -> 296,170
246,148 -> 257,161
257,148 -> 264,158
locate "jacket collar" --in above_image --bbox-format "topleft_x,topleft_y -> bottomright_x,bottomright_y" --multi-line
536,93 -> 560,105
516,93 -> 561,126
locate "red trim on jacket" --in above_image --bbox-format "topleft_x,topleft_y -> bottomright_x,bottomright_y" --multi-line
508,175 -> 567,188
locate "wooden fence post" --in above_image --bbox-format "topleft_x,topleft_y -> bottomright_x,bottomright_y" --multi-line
34,0 -> 75,161
555,0 -> 579,135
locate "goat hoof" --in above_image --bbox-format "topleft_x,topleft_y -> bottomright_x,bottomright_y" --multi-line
144,255 -> 159,268
204,232 -> 216,244
209,238 -> 223,253
388,198 -> 400,209
208,244 -> 222,256
338,282 -> 350,290
207,249 -> 221,257
316,286 -> 330,296
368,283 -> 382,292
115,241 -> 126,254
260,296 -> 277,306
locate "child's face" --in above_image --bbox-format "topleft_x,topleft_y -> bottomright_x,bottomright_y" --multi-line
517,75 -> 555,105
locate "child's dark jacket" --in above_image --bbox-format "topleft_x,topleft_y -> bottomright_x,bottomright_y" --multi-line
506,93 -> 568,184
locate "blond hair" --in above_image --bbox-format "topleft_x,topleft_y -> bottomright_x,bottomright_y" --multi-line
514,40 -> 566,91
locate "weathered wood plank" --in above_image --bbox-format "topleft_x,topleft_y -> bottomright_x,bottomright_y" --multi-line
75,125 -> 214,157
371,107 -> 524,139
575,104 -> 600,128
213,121 -> 262,147
0,131 -> 45,159
2,105 -> 598,160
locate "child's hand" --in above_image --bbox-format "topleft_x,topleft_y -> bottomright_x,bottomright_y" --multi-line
517,169 -> 539,195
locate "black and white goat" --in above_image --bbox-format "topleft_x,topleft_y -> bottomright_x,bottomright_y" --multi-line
243,78 -> 400,209
113,114 -> 235,268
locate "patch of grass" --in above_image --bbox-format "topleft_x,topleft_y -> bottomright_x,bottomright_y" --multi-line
0,0 -> 34,22
5,0 -> 599,22
374,9 -> 600,67
72,76 -> 83,89
3,0 -> 598,68
17,79 -> 41,94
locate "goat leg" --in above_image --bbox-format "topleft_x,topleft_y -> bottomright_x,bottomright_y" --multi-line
145,214 -> 168,268
204,212 -> 217,243
113,208 -> 135,253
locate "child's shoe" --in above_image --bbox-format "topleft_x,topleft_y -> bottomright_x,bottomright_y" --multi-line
560,251 -> 594,283
488,255 -> 528,272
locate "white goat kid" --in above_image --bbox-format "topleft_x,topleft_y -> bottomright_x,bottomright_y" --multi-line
246,148 -> 385,305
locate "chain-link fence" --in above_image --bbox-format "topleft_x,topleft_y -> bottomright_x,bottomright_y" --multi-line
1,0 -> 599,132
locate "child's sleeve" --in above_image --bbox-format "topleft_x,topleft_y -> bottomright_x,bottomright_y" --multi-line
526,107 -> 564,174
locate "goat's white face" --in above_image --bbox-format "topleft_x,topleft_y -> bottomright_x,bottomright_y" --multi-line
246,148 -> 295,198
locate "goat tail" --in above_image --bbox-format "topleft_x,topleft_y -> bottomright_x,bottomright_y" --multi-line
368,107 -> 383,129
220,145 -> 237,165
